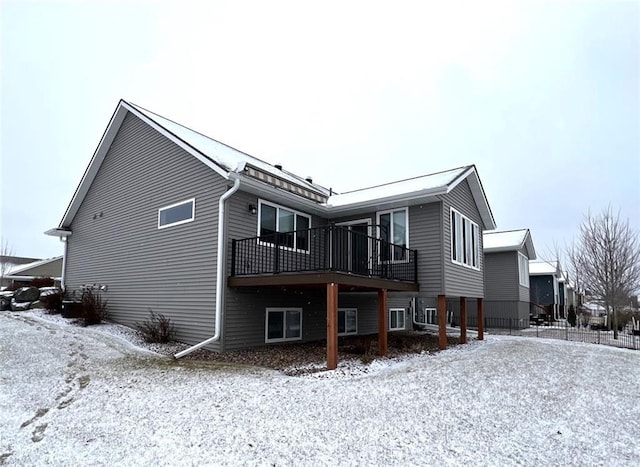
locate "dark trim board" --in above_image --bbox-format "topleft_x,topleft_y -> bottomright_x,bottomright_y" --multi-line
228,272 -> 419,292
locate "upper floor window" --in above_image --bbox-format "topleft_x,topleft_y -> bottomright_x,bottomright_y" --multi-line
377,208 -> 408,262
258,200 -> 311,251
451,208 -> 480,269
518,252 -> 530,287
158,198 -> 195,229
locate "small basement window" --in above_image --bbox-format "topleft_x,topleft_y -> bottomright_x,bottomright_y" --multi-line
389,308 -> 405,331
266,308 -> 302,342
158,198 -> 195,229
338,308 -> 358,336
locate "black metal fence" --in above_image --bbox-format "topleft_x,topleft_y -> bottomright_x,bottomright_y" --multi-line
462,317 -> 640,351
231,225 -> 418,282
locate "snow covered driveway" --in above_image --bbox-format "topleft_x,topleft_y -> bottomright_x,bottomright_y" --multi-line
1,311 -> 639,466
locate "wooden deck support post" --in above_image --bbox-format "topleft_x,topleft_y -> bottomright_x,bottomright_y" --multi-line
326,282 -> 339,370
377,289 -> 388,356
460,296 -> 467,344
438,294 -> 447,350
477,297 -> 484,341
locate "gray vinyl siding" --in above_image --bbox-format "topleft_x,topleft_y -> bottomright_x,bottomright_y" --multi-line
65,113 -> 227,350
440,179 -> 484,297
484,251 -> 519,301
408,203 -> 443,296
223,190 -> 330,350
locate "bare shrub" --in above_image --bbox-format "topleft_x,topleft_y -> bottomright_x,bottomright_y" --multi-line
137,309 -> 176,343
81,289 -> 108,326
41,290 -> 63,314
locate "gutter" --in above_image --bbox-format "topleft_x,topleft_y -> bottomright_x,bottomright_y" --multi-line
174,177 -> 241,358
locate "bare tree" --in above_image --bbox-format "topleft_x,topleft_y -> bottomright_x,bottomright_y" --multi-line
0,239 -> 15,286
566,206 -> 640,339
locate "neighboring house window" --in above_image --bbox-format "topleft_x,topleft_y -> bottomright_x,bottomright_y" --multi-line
451,208 -> 480,269
338,308 -> 358,336
518,253 -> 530,287
265,308 -> 302,342
389,308 -> 405,330
158,198 -> 195,229
414,307 -> 437,325
377,208 -> 408,261
258,200 -> 311,251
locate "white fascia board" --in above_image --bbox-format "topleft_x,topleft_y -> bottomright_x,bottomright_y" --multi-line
58,101 -> 232,228
326,187 -> 446,218
446,166 -> 496,230
234,173 -> 447,218
44,228 -> 72,237
122,102 -> 230,179
58,104 -> 129,227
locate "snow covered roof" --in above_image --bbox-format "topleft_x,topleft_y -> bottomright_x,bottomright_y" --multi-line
5,256 -> 63,276
529,260 -> 560,276
51,100 -> 496,230
482,229 -> 536,259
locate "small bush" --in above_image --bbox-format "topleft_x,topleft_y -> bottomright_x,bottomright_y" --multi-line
137,309 -> 175,343
80,289 -> 108,326
31,276 -> 55,288
42,291 -> 63,314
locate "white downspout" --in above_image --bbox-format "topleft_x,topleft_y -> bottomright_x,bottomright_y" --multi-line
174,177 -> 241,358
60,237 -> 68,290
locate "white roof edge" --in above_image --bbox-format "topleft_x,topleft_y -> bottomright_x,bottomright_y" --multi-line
448,165 -> 496,230
6,256 -> 63,275
57,100 -> 232,228
55,102 -> 497,231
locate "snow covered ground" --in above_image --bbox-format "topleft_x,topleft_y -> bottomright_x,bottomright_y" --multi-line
1,310 -> 639,466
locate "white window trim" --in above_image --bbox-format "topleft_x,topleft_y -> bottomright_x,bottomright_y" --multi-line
265,307 -> 303,343
338,308 -> 358,336
518,252 -> 530,287
376,208 -> 409,263
450,207 -> 481,271
389,307 -> 406,331
413,307 -> 438,325
158,198 -> 195,229
257,199 -> 312,252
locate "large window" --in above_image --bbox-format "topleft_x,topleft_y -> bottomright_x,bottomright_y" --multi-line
338,308 -> 358,336
258,200 -> 311,251
265,308 -> 302,342
518,253 -> 530,287
389,308 -> 405,331
377,208 -> 408,261
158,198 -> 195,229
451,208 -> 480,269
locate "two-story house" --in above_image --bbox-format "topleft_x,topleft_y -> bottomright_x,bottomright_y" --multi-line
46,100 -> 496,369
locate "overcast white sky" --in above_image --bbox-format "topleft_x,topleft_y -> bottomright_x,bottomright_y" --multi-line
1,0 -> 639,263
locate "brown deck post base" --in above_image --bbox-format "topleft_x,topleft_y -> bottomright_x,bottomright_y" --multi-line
460,296 -> 467,344
477,297 -> 484,341
438,294 -> 447,350
378,289 -> 388,356
326,282 -> 339,369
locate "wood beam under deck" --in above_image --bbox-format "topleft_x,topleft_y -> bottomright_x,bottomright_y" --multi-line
377,289 -> 388,356
326,283 -> 339,370
477,297 -> 484,341
438,294 -> 447,350
460,296 -> 467,344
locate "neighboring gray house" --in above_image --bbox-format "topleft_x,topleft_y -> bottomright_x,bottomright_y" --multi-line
2,256 -> 63,287
480,229 -> 537,326
529,260 -> 562,321
46,100 -> 496,369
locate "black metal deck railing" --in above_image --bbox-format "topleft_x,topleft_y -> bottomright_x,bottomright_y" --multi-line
231,224 -> 417,283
